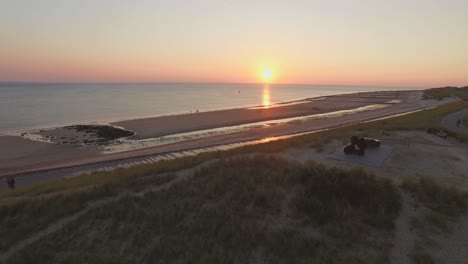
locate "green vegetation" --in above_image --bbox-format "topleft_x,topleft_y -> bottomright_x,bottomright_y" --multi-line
8,156 -> 401,263
0,172 -> 174,252
0,190 -> 109,252
0,152 -> 218,200
410,247 -> 436,264
402,176 -> 467,217
423,86 -> 468,100
294,164 -> 400,229
0,153 -> 225,252
403,176 -> 468,263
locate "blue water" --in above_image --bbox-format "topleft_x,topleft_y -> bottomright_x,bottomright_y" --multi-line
0,83 -> 415,133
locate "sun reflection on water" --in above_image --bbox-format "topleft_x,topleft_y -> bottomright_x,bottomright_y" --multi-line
260,136 -> 279,143
262,85 -> 271,107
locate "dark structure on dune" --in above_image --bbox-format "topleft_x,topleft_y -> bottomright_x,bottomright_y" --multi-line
344,136 -> 380,155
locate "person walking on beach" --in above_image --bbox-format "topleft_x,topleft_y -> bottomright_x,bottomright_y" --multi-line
8,177 -> 15,189
457,119 -> 461,127
4,177 -> 15,190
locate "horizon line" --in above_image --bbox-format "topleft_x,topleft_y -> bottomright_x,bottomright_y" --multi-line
0,81 -> 431,89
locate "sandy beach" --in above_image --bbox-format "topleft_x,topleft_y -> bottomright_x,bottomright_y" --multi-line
111,90 -> 418,139
0,90 -> 456,177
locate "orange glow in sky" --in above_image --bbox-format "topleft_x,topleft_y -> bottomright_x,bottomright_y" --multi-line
1,1 -> 468,87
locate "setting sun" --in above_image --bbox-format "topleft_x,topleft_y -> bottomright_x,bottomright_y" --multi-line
261,69 -> 273,83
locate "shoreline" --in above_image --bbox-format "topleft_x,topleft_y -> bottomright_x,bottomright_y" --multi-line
0,97 -> 312,136
0,89 -> 414,136
0,90 -> 457,178
112,90 -> 416,139
0,94 -> 319,135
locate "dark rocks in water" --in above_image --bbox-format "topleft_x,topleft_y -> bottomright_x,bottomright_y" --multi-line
68,125 -> 135,142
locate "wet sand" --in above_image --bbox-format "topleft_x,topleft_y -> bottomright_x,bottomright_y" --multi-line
0,90 -> 456,177
111,90 -> 416,139
0,136 -> 100,176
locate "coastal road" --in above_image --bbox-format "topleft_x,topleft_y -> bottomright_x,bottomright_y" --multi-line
441,108 -> 468,135
0,147 -> 227,192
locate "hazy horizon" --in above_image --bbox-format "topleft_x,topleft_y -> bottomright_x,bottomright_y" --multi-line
1,0 -> 468,87
0,81 -> 432,89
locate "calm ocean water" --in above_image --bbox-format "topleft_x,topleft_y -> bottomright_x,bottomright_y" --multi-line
0,83 -> 415,133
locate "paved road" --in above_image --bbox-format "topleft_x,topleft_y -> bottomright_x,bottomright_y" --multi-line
0,145 -> 234,192
441,108 -> 468,135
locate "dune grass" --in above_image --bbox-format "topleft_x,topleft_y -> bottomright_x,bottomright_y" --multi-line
402,176 -> 467,217
423,86 -> 468,100
0,152 -> 219,200
293,164 -> 400,229
0,190 -> 111,252
8,156 -> 401,264
402,176 -> 468,263
0,171 -> 176,252
0,154 -> 210,252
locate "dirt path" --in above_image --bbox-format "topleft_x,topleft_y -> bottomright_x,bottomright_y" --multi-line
389,192 -> 419,264
441,108 -> 468,135
0,162 -> 209,263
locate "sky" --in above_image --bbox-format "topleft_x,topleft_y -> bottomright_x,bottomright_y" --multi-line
0,0 -> 467,87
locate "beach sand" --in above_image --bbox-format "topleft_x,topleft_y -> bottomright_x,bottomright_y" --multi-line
111,90 -> 417,139
0,136 -> 100,176
0,90 -> 456,177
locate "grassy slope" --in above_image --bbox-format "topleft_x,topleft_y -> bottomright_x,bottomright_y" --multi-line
1,87 -> 468,263
422,86 -> 468,101
0,153 -> 222,252
6,157 -> 466,264
9,156 -> 401,264
402,176 -> 468,263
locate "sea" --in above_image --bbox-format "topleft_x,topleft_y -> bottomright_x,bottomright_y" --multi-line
0,83 -> 417,133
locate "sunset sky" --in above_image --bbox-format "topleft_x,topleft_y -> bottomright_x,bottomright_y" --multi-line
1,0 -> 467,87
